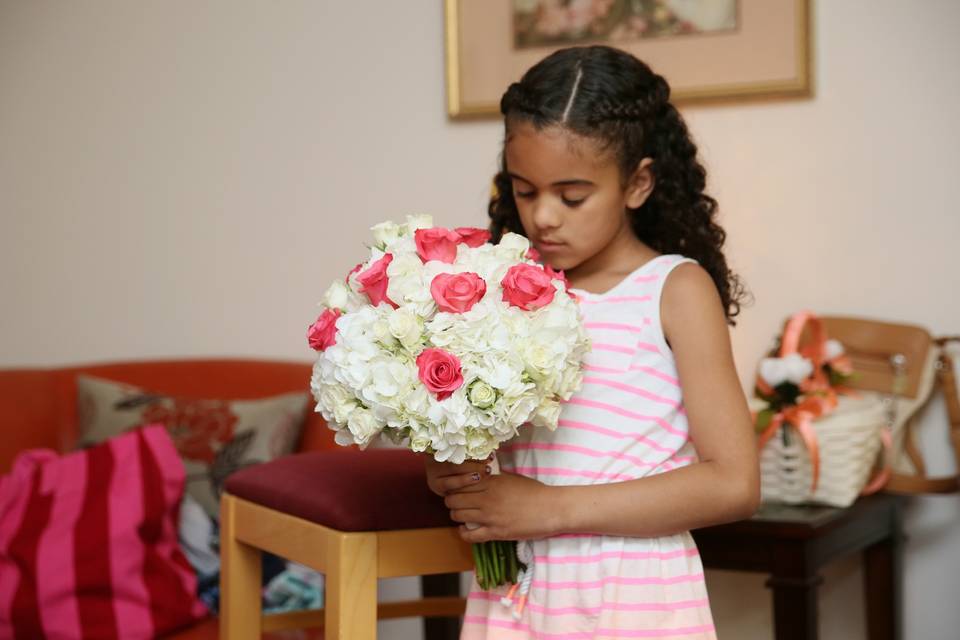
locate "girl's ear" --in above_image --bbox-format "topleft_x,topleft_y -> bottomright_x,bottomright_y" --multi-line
625,158 -> 655,209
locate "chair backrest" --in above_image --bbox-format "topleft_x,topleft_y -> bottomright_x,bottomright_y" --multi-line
0,358 -> 334,472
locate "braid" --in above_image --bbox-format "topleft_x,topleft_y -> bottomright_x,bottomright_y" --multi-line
589,75 -> 670,124
500,82 -> 542,119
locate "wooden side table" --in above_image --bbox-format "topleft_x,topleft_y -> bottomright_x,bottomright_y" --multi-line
692,493 -> 906,640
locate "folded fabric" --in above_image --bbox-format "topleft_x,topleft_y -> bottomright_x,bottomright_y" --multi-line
0,425 -> 208,639
263,562 -> 325,613
178,494 -> 219,577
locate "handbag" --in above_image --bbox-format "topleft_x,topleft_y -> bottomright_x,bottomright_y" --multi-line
820,318 -> 960,494
756,312 -> 890,507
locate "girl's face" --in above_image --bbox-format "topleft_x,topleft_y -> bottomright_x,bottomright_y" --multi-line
504,121 -> 653,277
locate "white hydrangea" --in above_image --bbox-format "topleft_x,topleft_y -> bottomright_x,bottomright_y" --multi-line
309,217 -> 591,463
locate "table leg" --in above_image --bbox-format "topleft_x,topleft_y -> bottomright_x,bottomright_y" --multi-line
765,574 -> 823,640
863,504 -> 905,640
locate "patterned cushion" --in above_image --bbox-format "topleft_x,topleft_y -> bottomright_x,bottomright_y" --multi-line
76,374 -> 309,517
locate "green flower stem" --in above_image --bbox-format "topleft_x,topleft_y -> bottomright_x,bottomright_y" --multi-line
471,543 -> 485,590
479,542 -> 492,589
476,543 -> 488,589
495,542 -> 506,584
472,540 -> 523,590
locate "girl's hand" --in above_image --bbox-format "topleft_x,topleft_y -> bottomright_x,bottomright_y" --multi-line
423,454 -> 493,497
443,471 -> 561,543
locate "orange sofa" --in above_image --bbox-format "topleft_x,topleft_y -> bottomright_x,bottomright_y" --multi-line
0,358 -> 336,639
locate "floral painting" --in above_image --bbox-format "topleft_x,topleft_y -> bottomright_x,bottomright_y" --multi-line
513,0 -> 738,48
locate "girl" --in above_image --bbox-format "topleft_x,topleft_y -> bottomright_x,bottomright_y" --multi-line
425,45 -> 758,639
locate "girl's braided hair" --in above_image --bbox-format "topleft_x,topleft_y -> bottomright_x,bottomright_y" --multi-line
489,45 -> 748,324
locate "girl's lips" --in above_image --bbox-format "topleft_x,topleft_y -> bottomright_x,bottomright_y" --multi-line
537,240 -> 565,250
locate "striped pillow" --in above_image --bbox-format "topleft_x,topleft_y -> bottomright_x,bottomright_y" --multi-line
0,425 -> 208,639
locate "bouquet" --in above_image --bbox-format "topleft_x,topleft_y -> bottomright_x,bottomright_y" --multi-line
306,214 -> 590,589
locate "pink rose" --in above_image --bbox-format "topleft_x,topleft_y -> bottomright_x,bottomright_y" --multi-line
500,263 -> 557,311
356,254 -> 398,308
345,262 -> 363,284
525,247 -> 541,262
454,227 -> 491,248
430,272 -> 487,313
415,228 -> 460,263
307,308 -> 341,351
416,348 -> 464,400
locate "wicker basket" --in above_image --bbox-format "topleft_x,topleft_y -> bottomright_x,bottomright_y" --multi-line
759,393 -> 886,507
756,311 -> 890,507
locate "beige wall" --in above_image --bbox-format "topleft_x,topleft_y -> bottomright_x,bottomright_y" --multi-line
2,1 -> 958,638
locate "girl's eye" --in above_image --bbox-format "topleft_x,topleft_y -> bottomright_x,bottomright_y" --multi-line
514,190 -> 535,199
562,196 -> 586,207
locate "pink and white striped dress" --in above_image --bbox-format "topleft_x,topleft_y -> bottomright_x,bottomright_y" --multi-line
461,254 -> 717,640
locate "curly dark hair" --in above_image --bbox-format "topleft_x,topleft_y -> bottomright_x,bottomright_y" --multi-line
488,45 -> 749,324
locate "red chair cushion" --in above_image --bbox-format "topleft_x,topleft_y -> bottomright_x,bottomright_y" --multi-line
224,449 -> 454,531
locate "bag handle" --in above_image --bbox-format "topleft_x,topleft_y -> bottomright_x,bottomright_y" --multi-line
885,338 -> 960,494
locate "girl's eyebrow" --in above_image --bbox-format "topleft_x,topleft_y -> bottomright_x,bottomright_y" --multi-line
507,172 -> 595,187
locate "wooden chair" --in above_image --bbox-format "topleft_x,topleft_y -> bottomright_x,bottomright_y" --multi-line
219,448 -> 473,639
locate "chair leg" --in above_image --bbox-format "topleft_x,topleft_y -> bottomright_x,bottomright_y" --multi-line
220,494 -> 263,640
325,532 -> 378,640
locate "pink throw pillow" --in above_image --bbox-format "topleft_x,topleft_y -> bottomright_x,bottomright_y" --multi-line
0,425 -> 208,639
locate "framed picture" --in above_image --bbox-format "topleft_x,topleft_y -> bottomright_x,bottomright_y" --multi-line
444,0 -> 812,119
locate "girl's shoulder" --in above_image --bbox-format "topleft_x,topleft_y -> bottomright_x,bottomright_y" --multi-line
628,253 -> 701,304
659,257 -> 727,351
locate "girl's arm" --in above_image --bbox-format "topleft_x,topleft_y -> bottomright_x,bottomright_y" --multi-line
448,263 -> 760,541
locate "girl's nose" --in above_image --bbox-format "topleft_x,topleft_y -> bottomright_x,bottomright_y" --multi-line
531,199 -> 561,231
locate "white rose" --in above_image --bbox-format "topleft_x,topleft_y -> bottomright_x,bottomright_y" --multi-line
409,428 -> 432,453
824,339 -> 844,361
521,338 -> 564,382
405,213 -> 434,232
371,318 -> 397,348
467,379 -> 498,409
530,397 -> 562,430
388,308 -> 424,351
386,253 -> 429,308
496,232 -> 530,259
347,409 -> 382,447
323,280 -> 351,310
371,221 -> 403,249
464,428 -> 495,460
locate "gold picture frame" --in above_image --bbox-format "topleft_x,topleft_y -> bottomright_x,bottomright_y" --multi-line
445,0 -> 812,119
